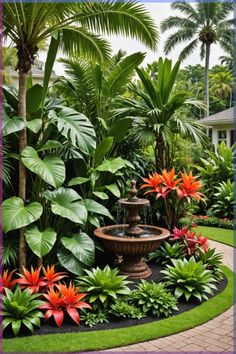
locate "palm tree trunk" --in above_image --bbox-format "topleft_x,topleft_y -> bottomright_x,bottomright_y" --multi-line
155,134 -> 165,171
204,43 -> 210,116
18,71 -> 27,269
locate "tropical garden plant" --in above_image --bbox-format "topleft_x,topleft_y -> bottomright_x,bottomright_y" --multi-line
140,168 -> 204,230
80,310 -> 109,327
196,248 -> 224,282
76,266 -> 131,310
170,226 -> 208,256
2,287 -> 45,336
130,280 -> 178,317
161,256 -> 217,302
148,241 -> 185,265
110,299 -> 145,319
114,57 -> 206,169
161,0 -> 233,114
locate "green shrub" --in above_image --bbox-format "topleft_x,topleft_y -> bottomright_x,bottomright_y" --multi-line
196,248 -> 224,282
178,215 -> 233,229
161,257 -> 217,302
2,286 -> 44,336
80,311 -> 109,327
211,180 -> 233,219
148,241 -> 185,265
130,280 -> 178,317
76,265 -> 131,310
110,299 -> 145,319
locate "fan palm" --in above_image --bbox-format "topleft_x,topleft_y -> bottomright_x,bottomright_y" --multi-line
114,57 -> 206,170
161,0 -> 234,116
3,1 -> 158,268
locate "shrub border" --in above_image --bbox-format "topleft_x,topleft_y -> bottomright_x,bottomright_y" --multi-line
3,265 -> 234,353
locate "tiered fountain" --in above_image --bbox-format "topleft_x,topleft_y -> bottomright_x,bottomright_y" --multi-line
94,180 -> 170,279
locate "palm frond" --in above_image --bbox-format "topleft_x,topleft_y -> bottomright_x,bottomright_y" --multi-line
164,29 -> 195,54
161,16 -> 196,32
171,2 -> 199,22
78,1 -> 158,50
179,38 -> 198,61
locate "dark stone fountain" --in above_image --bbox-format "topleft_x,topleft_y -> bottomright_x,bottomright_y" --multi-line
94,180 -> 170,279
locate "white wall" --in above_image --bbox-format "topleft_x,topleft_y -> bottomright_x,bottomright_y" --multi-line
212,124 -> 233,150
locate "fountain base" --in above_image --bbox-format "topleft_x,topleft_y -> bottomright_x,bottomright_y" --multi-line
119,255 -> 151,279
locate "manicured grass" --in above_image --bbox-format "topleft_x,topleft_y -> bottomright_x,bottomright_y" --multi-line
196,226 -> 234,247
3,266 -> 234,352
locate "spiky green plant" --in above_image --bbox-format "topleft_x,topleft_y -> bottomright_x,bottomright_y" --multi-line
148,241 -> 185,265
2,287 -> 44,336
211,180 -> 233,219
130,280 -> 178,317
76,265 -> 131,310
196,248 -> 224,282
80,310 -> 109,327
161,256 -> 217,302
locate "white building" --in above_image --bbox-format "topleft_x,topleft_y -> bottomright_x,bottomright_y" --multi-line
200,107 -> 235,150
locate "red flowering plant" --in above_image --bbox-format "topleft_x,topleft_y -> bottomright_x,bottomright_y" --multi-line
0,270 -> 18,294
171,226 -> 208,256
40,283 -> 92,327
140,168 -> 204,230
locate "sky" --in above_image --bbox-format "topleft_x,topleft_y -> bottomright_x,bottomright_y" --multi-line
40,2 -> 228,76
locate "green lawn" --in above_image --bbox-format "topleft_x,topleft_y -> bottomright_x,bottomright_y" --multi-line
3,266 -> 234,352
196,226 -> 234,247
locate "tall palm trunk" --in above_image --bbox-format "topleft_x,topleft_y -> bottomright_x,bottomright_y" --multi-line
204,43 -> 210,116
155,134 -> 165,171
18,70 -> 27,269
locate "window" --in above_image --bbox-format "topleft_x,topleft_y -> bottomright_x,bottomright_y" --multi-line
230,130 -> 235,146
218,130 -> 227,144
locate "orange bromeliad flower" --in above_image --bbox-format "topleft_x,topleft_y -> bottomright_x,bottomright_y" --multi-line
140,172 -> 161,193
42,265 -> 68,288
0,270 -> 18,294
177,172 -> 203,203
17,266 -> 46,293
160,168 -> 181,189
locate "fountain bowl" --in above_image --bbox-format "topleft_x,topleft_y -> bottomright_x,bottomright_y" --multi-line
94,224 -> 170,279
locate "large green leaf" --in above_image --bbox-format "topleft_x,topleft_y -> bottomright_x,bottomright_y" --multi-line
109,118 -> 132,144
3,110 -> 24,137
21,146 -> 65,188
2,197 -> 43,233
106,184 -> 120,198
61,232 -> 95,267
26,119 -> 42,133
26,84 -> 44,114
68,177 -> 89,186
3,85 -> 18,111
37,140 -> 63,151
43,188 -> 87,225
94,136 -> 114,165
96,157 -> 126,174
48,107 -> 96,155
57,247 -> 84,275
84,199 -> 113,220
25,225 -> 56,258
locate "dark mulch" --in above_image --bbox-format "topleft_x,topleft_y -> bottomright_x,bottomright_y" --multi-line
4,263 -> 227,338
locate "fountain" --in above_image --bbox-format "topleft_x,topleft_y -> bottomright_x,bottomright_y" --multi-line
94,180 -> 170,279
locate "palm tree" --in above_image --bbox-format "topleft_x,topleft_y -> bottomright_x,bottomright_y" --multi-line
161,0 -> 234,116
3,1 -> 158,268
114,57 -> 206,170
210,71 -> 233,106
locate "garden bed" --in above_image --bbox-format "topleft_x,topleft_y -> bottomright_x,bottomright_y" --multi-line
3,263 -> 228,339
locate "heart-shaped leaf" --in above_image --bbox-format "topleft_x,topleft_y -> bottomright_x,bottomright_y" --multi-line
84,199 -> 113,220
57,247 -> 84,275
21,146 -> 65,188
96,157 -> 126,174
61,232 -> 95,267
106,184 -> 120,198
3,110 -> 25,136
2,197 -> 43,233
37,140 -> 63,151
43,187 -> 87,225
25,225 -> 57,258
92,191 -> 109,200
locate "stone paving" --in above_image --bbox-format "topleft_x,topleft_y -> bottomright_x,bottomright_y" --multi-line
103,240 -> 234,353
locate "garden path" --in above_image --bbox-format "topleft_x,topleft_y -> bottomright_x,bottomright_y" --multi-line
103,240 -> 234,353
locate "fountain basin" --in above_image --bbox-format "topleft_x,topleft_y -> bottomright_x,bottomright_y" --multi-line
94,224 -> 170,279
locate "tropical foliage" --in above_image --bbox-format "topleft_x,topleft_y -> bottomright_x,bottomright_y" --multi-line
148,241 -> 185,265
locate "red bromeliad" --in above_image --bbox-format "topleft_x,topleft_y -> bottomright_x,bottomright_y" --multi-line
171,227 -> 208,256
140,169 -> 204,230
17,266 -> 46,293
42,265 -> 68,288
40,283 -> 92,327
0,270 -> 18,294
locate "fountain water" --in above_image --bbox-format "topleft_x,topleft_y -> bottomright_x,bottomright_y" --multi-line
94,180 -> 170,279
